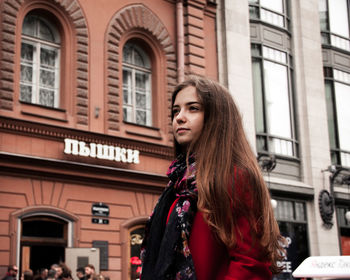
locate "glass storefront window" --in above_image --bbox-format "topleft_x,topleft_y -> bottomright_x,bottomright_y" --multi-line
336,206 -> 350,255
129,225 -> 145,280
273,199 -> 309,280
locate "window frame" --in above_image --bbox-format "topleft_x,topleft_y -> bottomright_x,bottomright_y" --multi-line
251,43 -> 298,158
20,14 -> 61,108
319,0 -> 350,52
122,42 -> 152,127
249,0 -> 290,31
324,67 -> 350,167
272,198 -> 310,277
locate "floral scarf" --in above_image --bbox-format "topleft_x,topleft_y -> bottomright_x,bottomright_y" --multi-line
140,154 -> 198,280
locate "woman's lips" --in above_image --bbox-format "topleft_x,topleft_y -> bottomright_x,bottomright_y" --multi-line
176,128 -> 189,134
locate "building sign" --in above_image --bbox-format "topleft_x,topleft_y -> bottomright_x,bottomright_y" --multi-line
293,256 -> 350,278
92,203 -> 109,217
64,138 -> 140,164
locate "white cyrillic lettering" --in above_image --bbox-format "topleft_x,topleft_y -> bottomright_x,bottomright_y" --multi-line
79,141 -> 90,156
63,139 -> 79,155
127,149 -> 140,164
64,138 -> 140,164
120,148 -> 127,162
90,143 -> 96,158
96,144 -> 104,159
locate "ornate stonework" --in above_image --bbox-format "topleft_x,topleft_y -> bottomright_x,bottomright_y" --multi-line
0,0 -> 89,125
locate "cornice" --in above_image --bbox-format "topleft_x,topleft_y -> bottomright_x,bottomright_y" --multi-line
0,116 -> 173,159
0,151 -> 168,193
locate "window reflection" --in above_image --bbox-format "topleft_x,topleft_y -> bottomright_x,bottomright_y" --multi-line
273,200 -> 309,280
129,226 -> 145,280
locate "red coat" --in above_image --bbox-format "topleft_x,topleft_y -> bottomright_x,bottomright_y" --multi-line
166,167 -> 272,280
189,211 -> 272,280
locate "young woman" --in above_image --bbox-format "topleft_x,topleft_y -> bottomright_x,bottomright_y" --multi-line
140,76 -> 285,280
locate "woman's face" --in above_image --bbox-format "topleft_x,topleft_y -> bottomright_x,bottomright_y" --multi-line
172,86 -> 204,149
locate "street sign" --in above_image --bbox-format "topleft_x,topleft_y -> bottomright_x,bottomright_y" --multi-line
92,203 -> 109,217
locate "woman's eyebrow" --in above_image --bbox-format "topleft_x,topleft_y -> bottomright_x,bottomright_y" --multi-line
173,101 -> 201,107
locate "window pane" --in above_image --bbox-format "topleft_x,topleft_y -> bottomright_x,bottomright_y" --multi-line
261,0 -> 283,13
22,16 -> 36,36
295,202 -> 306,222
21,65 -> 33,82
335,82 -> 350,151
123,107 -> 132,122
252,59 -> 265,133
40,69 -> 55,87
325,81 -> 337,149
329,0 -> 350,38
21,43 -> 34,61
123,44 -> 133,63
20,85 -> 32,103
136,92 -> 146,108
256,135 -> 267,152
270,138 -> 293,156
249,6 -> 259,19
319,0 -> 329,31
263,46 -> 287,64
39,19 -> 55,42
261,9 -> 284,27
41,48 -> 57,67
135,72 -> 147,90
275,200 -> 294,220
341,152 -> 350,167
136,110 -> 146,125
39,88 -> 55,107
134,49 -> 145,67
123,69 -> 132,105
264,61 -> 292,139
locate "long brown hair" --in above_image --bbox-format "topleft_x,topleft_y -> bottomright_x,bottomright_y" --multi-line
171,76 -> 285,274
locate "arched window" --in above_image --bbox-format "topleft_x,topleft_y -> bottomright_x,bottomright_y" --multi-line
20,14 -> 60,108
122,42 -> 152,126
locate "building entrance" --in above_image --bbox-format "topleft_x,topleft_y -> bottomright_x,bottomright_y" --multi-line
20,216 -> 68,274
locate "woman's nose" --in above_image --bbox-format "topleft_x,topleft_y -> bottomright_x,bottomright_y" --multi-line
175,109 -> 186,123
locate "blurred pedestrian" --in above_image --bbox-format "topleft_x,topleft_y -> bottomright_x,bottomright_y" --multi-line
1,265 -> 18,280
51,264 -> 62,280
46,269 -> 56,280
76,267 -> 85,280
84,265 -> 95,280
33,268 -> 47,280
22,270 -> 33,280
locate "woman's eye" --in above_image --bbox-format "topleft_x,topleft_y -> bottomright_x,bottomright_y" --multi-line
172,108 -> 179,115
190,106 -> 199,111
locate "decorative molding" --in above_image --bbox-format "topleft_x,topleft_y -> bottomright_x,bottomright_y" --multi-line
0,116 -> 173,159
105,4 -> 177,132
0,0 -> 89,125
